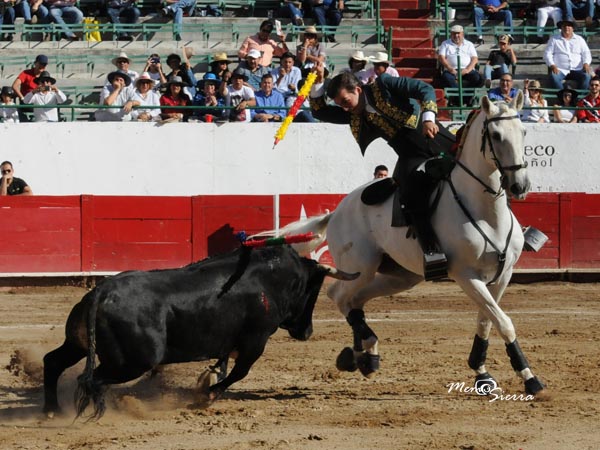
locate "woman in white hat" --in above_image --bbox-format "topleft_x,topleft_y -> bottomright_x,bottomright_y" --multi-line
340,50 -> 370,84
296,25 -> 327,78
364,52 -> 399,84
131,72 -> 161,122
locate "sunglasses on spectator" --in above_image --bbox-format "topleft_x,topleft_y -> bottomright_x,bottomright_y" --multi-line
1,169 -> 12,174
500,79 -> 512,82
117,59 -> 129,64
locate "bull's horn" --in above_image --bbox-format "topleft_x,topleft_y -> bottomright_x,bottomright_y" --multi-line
319,264 -> 360,281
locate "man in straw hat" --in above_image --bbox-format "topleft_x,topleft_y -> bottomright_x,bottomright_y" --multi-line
544,18 -> 593,90
340,50 -> 370,84
309,61 -> 456,279
303,0 -> 344,42
364,51 -> 399,84
23,71 -> 67,122
238,20 -> 288,68
109,52 -> 139,93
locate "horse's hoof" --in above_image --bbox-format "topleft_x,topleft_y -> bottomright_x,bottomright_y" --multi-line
474,372 -> 499,396
336,347 -> 358,372
356,353 -> 380,378
525,376 -> 545,395
46,411 -> 55,419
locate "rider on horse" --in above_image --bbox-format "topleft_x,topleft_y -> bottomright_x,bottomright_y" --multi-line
309,61 -> 456,280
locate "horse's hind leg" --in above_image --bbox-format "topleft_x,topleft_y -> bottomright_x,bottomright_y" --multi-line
457,274 -> 544,396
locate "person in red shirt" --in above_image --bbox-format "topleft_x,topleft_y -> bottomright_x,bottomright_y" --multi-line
576,76 -> 600,123
12,55 -> 49,102
160,76 -> 191,121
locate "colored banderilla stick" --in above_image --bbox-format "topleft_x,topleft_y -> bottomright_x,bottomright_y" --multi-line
273,71 -> 318,148
243,232 -> 319,248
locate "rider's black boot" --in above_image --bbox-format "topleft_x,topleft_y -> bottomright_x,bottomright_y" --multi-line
404,171 -> 448,281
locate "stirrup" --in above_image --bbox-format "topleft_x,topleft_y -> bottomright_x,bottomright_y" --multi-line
423,252 -> 448,281
523,226 -> 548,252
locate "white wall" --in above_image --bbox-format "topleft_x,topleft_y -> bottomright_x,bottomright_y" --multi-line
2,122 -> 598,195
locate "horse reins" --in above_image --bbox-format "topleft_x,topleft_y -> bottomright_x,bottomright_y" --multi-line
447,112 -> 525,285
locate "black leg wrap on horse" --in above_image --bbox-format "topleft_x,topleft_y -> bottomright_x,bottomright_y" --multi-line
505,340 -> 530,372
474,372 -> 497,396
336,347 -> 358,372
346,309 -> 377,351
356,353 -> 380,378
468,334 -> 489,371
524,376 -> 545,395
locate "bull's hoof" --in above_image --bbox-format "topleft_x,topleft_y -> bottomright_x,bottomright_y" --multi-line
525,376 -> 545,395
335,347 -> 357,372
356,353 -> 380,378
474,372 -> 499,396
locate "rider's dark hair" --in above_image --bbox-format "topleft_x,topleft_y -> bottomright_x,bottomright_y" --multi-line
326,72 -> 361,99
374,164 -> 388,173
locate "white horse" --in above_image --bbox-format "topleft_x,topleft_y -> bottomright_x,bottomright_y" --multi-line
265,93 -> 545,396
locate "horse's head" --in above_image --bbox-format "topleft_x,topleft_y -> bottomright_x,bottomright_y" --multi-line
479,93 -> 530,199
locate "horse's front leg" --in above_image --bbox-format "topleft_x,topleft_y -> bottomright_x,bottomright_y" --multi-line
468,313 -> 497,394
337,308 -> 380,378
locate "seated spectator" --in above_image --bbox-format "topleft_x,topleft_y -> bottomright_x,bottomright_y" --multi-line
0,86 -> 19,123
238,20 -> 289,68
95,70 -> 137,122
302,0 -> 344,43
1,161 -> 32,196
12,54 -> 48,104
252,74 -> 286,122
553,84 -> 578,123
131,72 -> 161,122
340,50 -> 370,85
219,68 -> 256,122
544,19 -> 593,90
487,73 -> 518,102
192,73 -> 225,122
236,49 -> 271,91
160,76 -> 191,122
109,52 -> 139,92
364,52 -> 399,84
522,79 -> 550,123
483,34 -> 517,88
272,52 -> 302,105
106,0 -> 140,41
533,0 -> 562,40
165,52 -> 195,99
279,0 -> 304,26
161,0 -> 197,41
36,0 -> 83,41
296,26 -> 327,77
142,53 -> 167,87
437,25 -> 482,90
575,76 -> 600,122
208,52 -> 231,82
473,0 -> 513,45
23,71 -> 67,122
373,165 -> 389,179
562,0 -> 594,26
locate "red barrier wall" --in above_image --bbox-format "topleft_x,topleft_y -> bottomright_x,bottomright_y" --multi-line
0,193 -> 598,274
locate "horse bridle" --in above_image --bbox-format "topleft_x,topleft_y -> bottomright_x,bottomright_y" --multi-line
447,112 -> 526,285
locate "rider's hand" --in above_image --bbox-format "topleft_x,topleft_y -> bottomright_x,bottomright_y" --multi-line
422,120 -> 439,139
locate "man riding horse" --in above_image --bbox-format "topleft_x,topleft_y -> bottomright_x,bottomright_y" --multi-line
309,61 -> 456,280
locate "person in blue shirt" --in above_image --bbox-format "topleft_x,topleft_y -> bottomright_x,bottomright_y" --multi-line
473,0 -> 513,44
487,73 -> 519,102
252,73 -> 286,122
192,73 -> 226,122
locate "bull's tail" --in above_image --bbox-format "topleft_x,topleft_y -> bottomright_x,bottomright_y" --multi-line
74,289 -> 106,420
249,213 -> 333,257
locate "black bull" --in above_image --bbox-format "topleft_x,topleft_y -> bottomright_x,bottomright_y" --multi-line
43,245 -> 357,419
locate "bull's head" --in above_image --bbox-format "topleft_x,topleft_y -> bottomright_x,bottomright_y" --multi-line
283,263 -> 359,341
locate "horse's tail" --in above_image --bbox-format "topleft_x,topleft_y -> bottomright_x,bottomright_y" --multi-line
74,288 -> 106,421
249,213 -> 332,257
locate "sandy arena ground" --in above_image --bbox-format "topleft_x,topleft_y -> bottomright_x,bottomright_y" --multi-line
1,281 -> 599,450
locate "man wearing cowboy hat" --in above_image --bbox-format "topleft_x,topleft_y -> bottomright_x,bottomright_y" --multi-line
340,50 -> 370,84
364,52 -> 399,84
296,25 -> 327,77
303,0 -> 344,43
108,52 -> 139,94
309,61 -> 456,279
95,70 -> 138,122
236,49 -> 271,91
22,71 -> 67,122
238,20 -> 288,68
544,18 -> 593,90
219,68 -> 256,122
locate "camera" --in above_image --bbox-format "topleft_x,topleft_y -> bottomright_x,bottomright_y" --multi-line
151,58 -> 160,64
44,86 -> 51,91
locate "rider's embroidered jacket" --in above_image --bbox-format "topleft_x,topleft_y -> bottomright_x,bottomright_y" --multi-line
309,74 -> 438,155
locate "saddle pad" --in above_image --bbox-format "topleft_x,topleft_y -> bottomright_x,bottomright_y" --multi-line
360,178 -> 396,205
